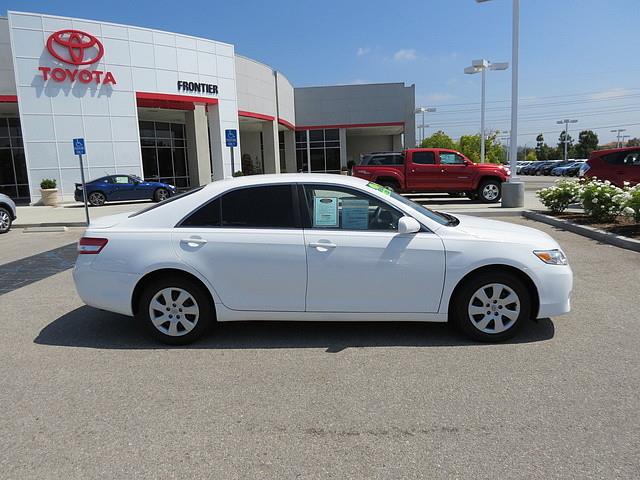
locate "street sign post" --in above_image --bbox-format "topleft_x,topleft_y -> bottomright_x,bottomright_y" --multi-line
225,129 -> 238,175
73,138 -> 90,226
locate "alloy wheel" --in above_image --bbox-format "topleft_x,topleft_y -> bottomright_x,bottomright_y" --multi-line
0,209 -> 10,231
89,192 -> 105,206
157,189 -> 169,201
467,283 -> 520,334
482,184 -> 499,201
148,287 -> 200,337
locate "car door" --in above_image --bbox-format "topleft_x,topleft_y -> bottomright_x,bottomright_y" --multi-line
109,175 -> 136,200
405,151 -> 440,190
173,184 -> 307,311
301,183 -> 446,313
438,151 -> 473,190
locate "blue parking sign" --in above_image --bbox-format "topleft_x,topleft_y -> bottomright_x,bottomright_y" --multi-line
73,138 -> 86,155
225,129 -> 237,147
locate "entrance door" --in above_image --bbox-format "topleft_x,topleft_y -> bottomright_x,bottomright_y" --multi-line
301,184 -> 446,313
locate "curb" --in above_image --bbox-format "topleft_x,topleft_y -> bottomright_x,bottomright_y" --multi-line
522,211 -> 640,253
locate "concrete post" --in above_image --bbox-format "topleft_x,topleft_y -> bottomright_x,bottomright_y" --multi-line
339,128 -> 348,169
392,134 -> 403,151
261,120 -> 280,174
185,104 -> 211,186
284,129 -> 296,173
207,104 -> 241,180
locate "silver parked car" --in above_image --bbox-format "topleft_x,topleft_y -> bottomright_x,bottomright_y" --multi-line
0,193 -> 17,233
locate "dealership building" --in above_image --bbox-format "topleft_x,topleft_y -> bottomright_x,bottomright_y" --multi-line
0,11 -> 416,203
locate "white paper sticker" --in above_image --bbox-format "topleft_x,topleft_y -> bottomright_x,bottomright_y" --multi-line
341,198 -> 369,230
314,197 -> 338,227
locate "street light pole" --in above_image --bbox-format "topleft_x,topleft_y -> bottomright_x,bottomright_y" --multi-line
557,119 -> 578,161
611,128 -> 626,148
414,107 -> 436,146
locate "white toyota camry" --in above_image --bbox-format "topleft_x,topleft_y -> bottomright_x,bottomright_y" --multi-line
73,174 -> 572,344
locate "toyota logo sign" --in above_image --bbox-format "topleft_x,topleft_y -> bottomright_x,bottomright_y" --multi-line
39,29 -> 116,86
46,30 -> 104,65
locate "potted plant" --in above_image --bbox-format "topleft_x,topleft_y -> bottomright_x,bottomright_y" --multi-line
40,178 -> 59,206
340,166 -> 349,176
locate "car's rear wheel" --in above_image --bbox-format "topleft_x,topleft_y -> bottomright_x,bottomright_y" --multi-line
0,207 -> 12,233
450,271 -> 531,342
138,277 -> 214,345
88,191 -> 106,206
477,179 -> 501,203
154,188 -> 169,202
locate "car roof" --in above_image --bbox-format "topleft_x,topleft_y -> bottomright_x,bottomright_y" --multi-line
201,173 -> 370,192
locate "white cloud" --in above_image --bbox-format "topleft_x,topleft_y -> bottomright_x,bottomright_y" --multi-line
589,87 -> 633,100
424,92 -> 456,102
393,49 -> 417,61
356,47 -> 370,56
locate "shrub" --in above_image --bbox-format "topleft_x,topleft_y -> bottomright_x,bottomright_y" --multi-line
616,183 -> 640,222
40,178 -> 57,189
232,171 -> 244,177
536,179 -> 582,213
580,179 -> 624,222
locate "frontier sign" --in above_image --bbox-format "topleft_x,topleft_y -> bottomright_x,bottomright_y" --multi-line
38,30 -> 116,85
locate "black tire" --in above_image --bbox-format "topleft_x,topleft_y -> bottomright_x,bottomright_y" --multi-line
0,207 -> 12,234
137,276 -> 215,345
477,179 -> 502,203
88,191 -> 106,206
377,180 -> 399,192
154,188 -> 170,202
450,271 -> 531,342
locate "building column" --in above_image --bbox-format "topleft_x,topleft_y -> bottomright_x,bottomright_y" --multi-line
261,120 -> 280,174
207,103 -> 241,180
185,104 -> 211,186
339,127 -> 347,168
392,134 -> 403,151
284,129 -> 296,173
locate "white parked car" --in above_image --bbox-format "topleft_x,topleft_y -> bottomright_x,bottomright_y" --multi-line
73,174 -> 572,344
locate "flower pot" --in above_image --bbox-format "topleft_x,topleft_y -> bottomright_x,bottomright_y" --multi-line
40,188 -> 59,207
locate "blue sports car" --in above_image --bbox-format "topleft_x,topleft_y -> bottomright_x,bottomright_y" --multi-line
74,174 -> 177,206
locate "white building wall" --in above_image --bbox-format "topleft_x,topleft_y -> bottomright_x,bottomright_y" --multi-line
0,19 -> 16,96
235,55 -> 276,117
8,11 -> 238,200
276,72 -> 295,126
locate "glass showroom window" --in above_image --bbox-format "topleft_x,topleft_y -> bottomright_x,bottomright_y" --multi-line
308,129 -> 340,173
0,118 -> 28,202
295,130 -> 308,172
139,121 -> 190,189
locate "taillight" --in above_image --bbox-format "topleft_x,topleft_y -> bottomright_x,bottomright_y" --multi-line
78,237 -> 108,254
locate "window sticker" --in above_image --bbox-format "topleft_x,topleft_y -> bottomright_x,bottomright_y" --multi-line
341,199 -> 369,230
367,182 -> 392,196
314,197 -> 338,227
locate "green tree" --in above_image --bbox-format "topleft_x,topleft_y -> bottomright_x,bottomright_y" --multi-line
420,130 -> 456,150
574,130 -> 599,158
626,137 -> 640,147
535,133 -> 553,160
457,132 -> 504,164
558,131 -> 576,159
525,150 -> 537,161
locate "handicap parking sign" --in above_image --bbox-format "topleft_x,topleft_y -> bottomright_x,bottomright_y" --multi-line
73,138 -> 86,155
225,129 -> 237,147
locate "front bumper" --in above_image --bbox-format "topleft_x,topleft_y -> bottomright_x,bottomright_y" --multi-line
534,264 -> 573,318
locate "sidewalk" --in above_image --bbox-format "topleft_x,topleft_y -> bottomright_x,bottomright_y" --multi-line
14,191 -> 545,228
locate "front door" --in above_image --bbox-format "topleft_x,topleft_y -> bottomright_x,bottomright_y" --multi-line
173,184 -> 307,311
438,151 -> 473,190
301,184 -> 446,313
405,150 -> 441,190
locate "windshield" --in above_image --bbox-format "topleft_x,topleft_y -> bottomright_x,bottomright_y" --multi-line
389,192 -> 453,226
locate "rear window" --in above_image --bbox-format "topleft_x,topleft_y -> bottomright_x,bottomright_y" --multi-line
412,151 -> 436,165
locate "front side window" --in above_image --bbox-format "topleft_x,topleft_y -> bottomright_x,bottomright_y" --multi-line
412,151 -> 436,165
302,184 -> 402,231
440,152 -> 466,165
181,185 -> 296,228
623,151 -> 640,165
113,176 -> 131,184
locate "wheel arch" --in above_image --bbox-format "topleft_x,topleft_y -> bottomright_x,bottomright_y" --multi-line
447,264 -> 540,320
0,202 -> 15,220
476,175 -> 505,188
131,268 -> 217,318
374,175 -> 402,189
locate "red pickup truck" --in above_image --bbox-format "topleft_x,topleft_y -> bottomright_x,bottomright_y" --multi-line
352,148 -> 510,203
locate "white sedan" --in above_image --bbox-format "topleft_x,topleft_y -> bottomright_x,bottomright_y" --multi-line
73,174 -> 572,344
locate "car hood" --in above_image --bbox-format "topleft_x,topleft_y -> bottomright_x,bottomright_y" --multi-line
445,214 -> 558,248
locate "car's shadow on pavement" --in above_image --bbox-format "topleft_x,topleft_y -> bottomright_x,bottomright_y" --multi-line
35,306 -> 555,351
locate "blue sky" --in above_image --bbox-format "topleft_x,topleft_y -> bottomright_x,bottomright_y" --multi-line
2,0 -> 639,146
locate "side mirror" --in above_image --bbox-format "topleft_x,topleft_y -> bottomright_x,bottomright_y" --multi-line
398,216 -> 421,234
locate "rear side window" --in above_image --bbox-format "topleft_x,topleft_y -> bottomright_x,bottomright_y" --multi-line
181,185 -> 297,228
412,151 -> 436,164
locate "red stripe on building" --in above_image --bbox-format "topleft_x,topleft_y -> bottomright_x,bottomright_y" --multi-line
135,92 -> 219,108
0,95 -> 18,103
278,118 -> 295,130
238,110 -> 275,122
295,121 -> 405,131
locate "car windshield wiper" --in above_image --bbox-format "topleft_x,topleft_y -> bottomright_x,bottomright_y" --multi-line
436,211 -> 460,226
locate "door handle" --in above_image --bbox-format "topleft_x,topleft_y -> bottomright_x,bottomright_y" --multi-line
411,169 -> 415,173
309,241 -> 336,250
181,237 -> 207,247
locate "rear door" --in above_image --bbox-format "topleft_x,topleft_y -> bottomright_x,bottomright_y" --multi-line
173,184 -> 307,311
438,151 -> 474,190
405,151 -> 441,190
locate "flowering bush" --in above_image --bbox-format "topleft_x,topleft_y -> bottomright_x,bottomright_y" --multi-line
536,179 -> 582,213
580,179 -> 624,222
615,183 -> 640,222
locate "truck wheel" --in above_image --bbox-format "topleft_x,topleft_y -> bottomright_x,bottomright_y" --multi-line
377,180 -> 399,192
477,179 -> 501,203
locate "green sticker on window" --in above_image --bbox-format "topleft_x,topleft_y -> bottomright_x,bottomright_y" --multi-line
367,182 -> 392,196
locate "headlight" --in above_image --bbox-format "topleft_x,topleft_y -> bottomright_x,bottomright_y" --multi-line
533,249 -> 568,265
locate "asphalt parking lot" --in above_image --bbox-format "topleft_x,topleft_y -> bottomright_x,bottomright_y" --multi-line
1,216 -> 638,479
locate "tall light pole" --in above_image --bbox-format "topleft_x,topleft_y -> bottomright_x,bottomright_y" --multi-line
415,107 -> 436,146
611,128 -> 627,147
557,119 -> 578,161
621,134 -> 630,147
464,59 -> 508,163
476,0 -> 523,207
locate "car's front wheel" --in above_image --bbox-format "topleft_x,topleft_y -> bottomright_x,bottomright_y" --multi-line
88,191 -> 106,206
0,207 -> 12,233
450,271 -> 531,342
477,179 -> 501,203
154,188 -> 169,202
137,276 -> 214,345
